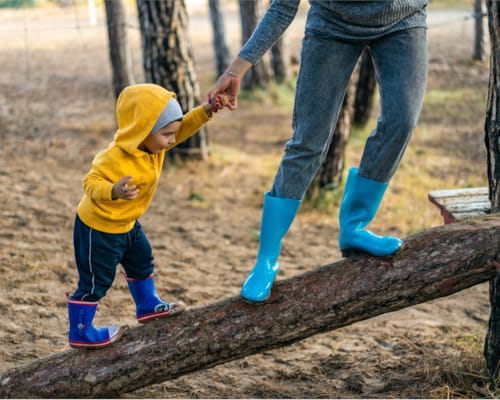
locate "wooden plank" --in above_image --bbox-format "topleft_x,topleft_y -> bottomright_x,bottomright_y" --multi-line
428,187 -> 489,205
454,211 -> 491,219
428,187 -> 490,224
446,201 -> 491,214
428,187 -> 489,197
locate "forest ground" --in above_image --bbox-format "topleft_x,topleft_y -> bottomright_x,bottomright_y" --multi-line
0,2 -> 496,398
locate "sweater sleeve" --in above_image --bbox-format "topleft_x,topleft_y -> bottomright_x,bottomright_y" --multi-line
167,104 -> 212,149
238,0 -> 301,64
82,149 -> 121,202
82,168 -> 115,201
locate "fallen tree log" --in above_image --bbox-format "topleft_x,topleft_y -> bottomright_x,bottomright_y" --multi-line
1,214 -> 499,398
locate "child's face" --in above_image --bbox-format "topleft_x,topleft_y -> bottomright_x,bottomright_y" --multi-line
141,120 -> 182,154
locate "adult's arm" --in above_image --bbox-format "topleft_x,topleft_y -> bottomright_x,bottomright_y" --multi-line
238,0 -> 301,64
208,0 -> 301,108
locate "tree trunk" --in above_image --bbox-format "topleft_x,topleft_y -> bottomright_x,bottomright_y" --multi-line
353,48 -> 377,127
104,0 -> 134,98
136,0 -> 208,160
483,0 -> 500,382
1,215 -> 499,398
238,0 -> 272,89
473,0 -> 485,61
271,37 -> 291,83
209,0 -> 232,78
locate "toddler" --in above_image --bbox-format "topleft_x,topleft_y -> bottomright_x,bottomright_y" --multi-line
68,83 -> 226,349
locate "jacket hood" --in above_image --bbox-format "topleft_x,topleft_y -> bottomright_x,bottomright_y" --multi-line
113,84 -> 177,156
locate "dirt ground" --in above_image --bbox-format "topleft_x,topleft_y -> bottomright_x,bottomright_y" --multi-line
0,3 -> 495,398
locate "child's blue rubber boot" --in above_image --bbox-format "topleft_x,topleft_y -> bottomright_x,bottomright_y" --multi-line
67,296 -> 120,349
125,274 -> 186,323
339,167 -> 402,257
241,192 -> 300,303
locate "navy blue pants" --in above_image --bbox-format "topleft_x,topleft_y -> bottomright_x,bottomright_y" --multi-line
72,215 -> 154,301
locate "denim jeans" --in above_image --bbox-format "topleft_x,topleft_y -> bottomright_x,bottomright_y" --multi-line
270,27 -> 428,200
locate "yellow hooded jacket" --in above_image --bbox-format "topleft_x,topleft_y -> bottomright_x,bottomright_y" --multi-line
77,84 -> 212,234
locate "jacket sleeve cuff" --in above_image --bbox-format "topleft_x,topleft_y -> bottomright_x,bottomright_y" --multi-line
84,178 -> 115,201
174,105 -> 211,144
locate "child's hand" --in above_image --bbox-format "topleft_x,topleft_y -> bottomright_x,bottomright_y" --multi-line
208,70 -> 242,110
208,94 -> 229,114
214,94 -> 228,112
112,176 -> 139,200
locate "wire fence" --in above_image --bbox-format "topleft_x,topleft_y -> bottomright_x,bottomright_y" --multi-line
0,1 -> 489,133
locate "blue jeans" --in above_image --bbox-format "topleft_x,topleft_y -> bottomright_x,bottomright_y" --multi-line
271,28 -> 428,200
72,215 -> 155,301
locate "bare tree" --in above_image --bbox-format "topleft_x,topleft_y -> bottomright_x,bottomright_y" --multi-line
270,36 -> 291,83
473,0 -> 486,61
209,0 -> 232,78
483,0 -> 500,382
353,48 -> 376,127
104,0 -> 134,98
136,0 -> 208,160
238,0 -> 272,89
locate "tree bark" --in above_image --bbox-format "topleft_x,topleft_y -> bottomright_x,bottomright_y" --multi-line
209,0 -> 232,78
353,48 -> 377,127
267,0 -> 290,83
270,37 -> 291,83
1,215 -> 499,398
104,0 -> 135,98
136,0 -> 208,160
473,0 -> 486,61
484,2 -> 500,208
483,0 -> 500,382
238,0 -> 272,89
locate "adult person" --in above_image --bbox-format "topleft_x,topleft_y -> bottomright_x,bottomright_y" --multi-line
208,0 -> 428,303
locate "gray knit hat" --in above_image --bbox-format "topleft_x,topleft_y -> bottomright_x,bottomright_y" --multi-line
150,97 -> 183,135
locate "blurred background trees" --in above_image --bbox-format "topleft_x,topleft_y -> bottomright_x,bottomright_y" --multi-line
208,0 -> 231,78
136,0 -> 209,160
104,0 -> 134,98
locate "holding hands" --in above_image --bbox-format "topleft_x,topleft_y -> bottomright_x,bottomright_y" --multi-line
112,82 -> 242,202
208,57 -> 252,110
204,93 -> 230,116
208,71 -> 241,110
209,94 -> 230,113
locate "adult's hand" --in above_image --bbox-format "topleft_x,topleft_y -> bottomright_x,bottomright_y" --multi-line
208,72 -> 241,110
208,56 -> 252,110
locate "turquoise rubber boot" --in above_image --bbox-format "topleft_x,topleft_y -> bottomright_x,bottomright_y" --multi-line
67,296 -> 120,349
339,167 -> 402,257
126,274 -> 186,323
241,192 -> 300,303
